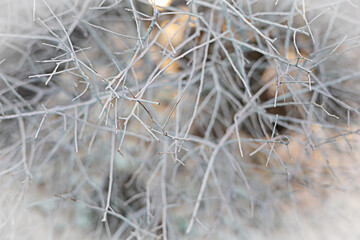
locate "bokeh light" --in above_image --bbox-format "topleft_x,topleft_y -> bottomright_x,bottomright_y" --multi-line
148,0 -> 172,7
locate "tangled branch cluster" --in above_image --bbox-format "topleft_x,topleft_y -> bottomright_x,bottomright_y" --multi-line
1,0 -> 360,239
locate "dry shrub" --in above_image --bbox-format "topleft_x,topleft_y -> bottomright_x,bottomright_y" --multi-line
1,0 -> 360,239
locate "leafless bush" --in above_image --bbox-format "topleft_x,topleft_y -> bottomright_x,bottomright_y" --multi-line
1,0 -> 360,239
